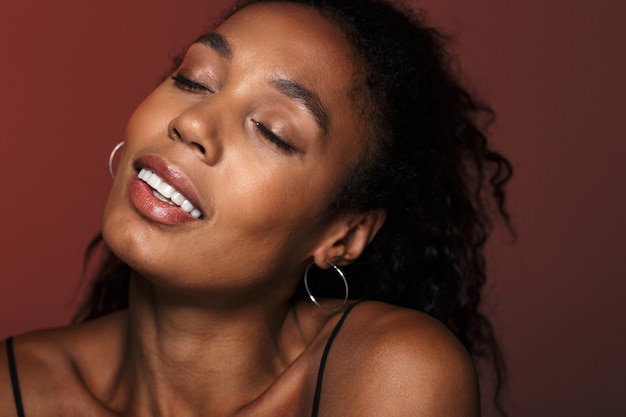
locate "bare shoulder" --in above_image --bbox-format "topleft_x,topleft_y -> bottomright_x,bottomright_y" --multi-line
0,330 -> 66,416
0,314 -> 125,417
320,301 -> 479,417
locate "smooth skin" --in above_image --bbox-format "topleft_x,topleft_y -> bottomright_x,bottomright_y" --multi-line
0,3 -> 478,417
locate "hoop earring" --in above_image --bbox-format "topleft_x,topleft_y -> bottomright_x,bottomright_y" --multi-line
109,141 -> 125,179
304,261 -> 349,312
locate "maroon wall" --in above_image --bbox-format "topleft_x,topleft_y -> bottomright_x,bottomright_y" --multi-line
1,0 -> 624,416
0,0 -> 229,330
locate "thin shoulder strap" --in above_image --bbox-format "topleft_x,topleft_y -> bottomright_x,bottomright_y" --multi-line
6,337 -> 26,417
311,301 -> 362,417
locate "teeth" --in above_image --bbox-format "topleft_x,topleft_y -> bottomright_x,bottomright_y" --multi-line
146,174 -> 162,189
138,168 -> 149,180
138,168 -> 202,219
180,200 -> 194,213
170,191 -> 185,206
157,182 -> 175,199
152,190 -> 174,205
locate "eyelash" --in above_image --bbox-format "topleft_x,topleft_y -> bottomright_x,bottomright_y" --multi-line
172,73 -> 297,154
171,73 -> 211,93
252,120 -> 298,154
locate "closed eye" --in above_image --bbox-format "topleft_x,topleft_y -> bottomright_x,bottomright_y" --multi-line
171,73 -> 213,93
252,119 -> 299,154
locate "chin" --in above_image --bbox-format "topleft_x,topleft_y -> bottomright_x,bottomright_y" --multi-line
102,199 -> 149,266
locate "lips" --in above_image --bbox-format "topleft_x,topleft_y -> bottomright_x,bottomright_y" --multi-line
139,168 -> 202,218
128,154 -> 204,225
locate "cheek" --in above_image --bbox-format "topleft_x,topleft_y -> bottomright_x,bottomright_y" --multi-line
207,151 -> 343,260
217,160 -> 323,233
125,89 -> 174,141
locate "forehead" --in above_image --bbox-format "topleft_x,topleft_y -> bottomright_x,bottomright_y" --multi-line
218,2 -> 354,64
215,2 -> 365,137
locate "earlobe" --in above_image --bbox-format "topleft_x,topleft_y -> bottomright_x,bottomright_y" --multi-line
313,209 -> 386,267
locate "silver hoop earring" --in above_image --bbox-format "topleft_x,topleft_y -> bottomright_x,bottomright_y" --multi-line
109,141 -> 125,179
304,261 -> 349,312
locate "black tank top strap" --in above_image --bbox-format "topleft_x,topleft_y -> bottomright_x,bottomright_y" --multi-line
311,301 -> 363,417
6,337 -> 26,417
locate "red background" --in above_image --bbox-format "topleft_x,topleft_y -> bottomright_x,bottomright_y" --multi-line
1,0 -> 624,415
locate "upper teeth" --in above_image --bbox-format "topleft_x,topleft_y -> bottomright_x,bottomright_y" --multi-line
138,168 -> 202,219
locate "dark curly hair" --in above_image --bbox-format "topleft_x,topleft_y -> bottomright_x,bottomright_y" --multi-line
76,0 -> 512,414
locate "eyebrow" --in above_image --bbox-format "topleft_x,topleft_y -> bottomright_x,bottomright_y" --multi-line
194,32 -> 330,136
272,76 -> 330,137
195,32 -> 233,60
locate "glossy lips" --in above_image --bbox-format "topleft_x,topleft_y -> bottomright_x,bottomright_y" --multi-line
138,168 -> 202,219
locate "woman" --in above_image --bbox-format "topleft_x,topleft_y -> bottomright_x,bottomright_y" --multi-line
1,0 -> 511,416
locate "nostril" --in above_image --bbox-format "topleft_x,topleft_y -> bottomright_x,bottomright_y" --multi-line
171,127 -> 182,139
191,141 -> 206,155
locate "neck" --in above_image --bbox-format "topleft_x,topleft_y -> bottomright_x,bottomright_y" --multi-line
110,272 -> 306,417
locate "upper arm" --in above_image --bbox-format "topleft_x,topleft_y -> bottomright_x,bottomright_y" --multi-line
321,305 -> 479,417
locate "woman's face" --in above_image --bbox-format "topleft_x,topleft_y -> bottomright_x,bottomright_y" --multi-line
103,2 -> 367,300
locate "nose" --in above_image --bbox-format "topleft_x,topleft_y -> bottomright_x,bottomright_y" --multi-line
167,105 -> 222,165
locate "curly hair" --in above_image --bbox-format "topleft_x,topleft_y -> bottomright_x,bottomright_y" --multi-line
75,0 -> 512,414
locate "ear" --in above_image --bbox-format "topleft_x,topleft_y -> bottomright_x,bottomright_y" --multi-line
312,209 -> 386,268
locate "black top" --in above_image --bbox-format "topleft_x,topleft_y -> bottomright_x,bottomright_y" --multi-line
6,336 -> 25,417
